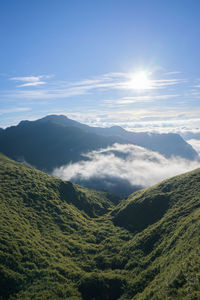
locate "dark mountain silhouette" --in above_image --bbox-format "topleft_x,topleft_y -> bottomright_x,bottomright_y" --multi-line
0,115 -> 198,174
37,114 -> 199,159
0,119 -> 125,172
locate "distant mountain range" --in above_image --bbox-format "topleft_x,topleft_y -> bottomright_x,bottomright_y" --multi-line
0,153 -> 200,299
0,115 -> 198,174
36,115 -> 199,160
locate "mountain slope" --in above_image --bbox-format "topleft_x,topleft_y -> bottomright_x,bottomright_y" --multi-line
111,168 -> 200,299
0,153 -> 130,299
0,154 -> 200,299
112,168 -> 200,232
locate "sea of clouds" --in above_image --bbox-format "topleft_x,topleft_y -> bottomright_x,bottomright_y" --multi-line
53,143 -> 200,198
187,139 -> 200,155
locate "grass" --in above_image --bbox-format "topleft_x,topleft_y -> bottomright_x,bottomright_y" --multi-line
0,153 -> 200,299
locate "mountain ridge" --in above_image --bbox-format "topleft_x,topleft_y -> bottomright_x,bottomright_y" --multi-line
36,114 -> 199,160
0,114 -> 198,174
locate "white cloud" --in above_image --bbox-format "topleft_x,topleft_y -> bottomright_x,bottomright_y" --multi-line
6,71 -> 185,99
0,107 -> 31,115
53,143 -> 200,191
163,71 -> 182,76
53,108 -> 200,135
11,76 -> 41,82
71,73 -> 184,91
18,81 -> 46,87
3,70 -> 199,132
104,94 -> 180,105
10,75 -> 52,87
187,139 -> 200,154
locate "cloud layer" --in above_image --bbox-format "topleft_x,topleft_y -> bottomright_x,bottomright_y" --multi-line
53,143 -> 200,198
187,139 -> 200,155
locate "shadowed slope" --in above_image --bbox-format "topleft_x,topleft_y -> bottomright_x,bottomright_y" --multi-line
112,167 -> 200,233
0,119 -> 125,172
0,115 -> 198,175
0,154 -> 129,299
38,114 -> 199,160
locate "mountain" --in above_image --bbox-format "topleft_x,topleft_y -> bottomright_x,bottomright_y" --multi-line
0,115 -> 198,175
0,153 -> 200,299
0,119 -> 125,172
113,167 -> 200,232
38,114 -> 199,160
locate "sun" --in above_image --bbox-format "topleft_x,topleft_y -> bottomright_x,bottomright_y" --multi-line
128,71 -> 152,90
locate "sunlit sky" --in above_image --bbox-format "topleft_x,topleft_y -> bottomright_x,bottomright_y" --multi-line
1,0 -> 200,133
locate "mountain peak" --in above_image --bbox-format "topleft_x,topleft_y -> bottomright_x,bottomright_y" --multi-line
38,114 -> 69,122
109,125 -> 126,133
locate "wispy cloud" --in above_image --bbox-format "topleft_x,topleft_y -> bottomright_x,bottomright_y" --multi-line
2,70 -> 198,131
6,72 -> 185,100
104,94 -> 180,105
10,75 -> 52,87
163,71 -> 182,76
0,107 -> 31,115
67,73 -> 184,91
193,85 -> 200,89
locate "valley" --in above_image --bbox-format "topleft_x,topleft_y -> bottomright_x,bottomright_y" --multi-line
0,153 -> 199,299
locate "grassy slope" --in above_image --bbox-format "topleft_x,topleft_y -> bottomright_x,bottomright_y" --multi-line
112,169 -> 200,299
0,153 -> 200,299
0,154 -> 132,299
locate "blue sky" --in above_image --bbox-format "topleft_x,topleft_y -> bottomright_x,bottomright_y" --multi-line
1,0 -> 200,132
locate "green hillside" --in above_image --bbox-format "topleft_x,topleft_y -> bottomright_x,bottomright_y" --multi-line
112,169 -> 200,299
0,153 -> 200,299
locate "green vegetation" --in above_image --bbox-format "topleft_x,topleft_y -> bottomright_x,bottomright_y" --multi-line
0,153 -> 200,299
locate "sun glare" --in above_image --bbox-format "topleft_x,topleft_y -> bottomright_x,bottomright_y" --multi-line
129,71 -> 152,90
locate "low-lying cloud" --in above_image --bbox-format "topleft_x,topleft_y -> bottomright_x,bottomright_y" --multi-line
187,139 -> 200,155
53,143 -> 200,198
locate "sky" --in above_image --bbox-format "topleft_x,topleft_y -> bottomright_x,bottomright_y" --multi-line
1,0 -> 200,133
